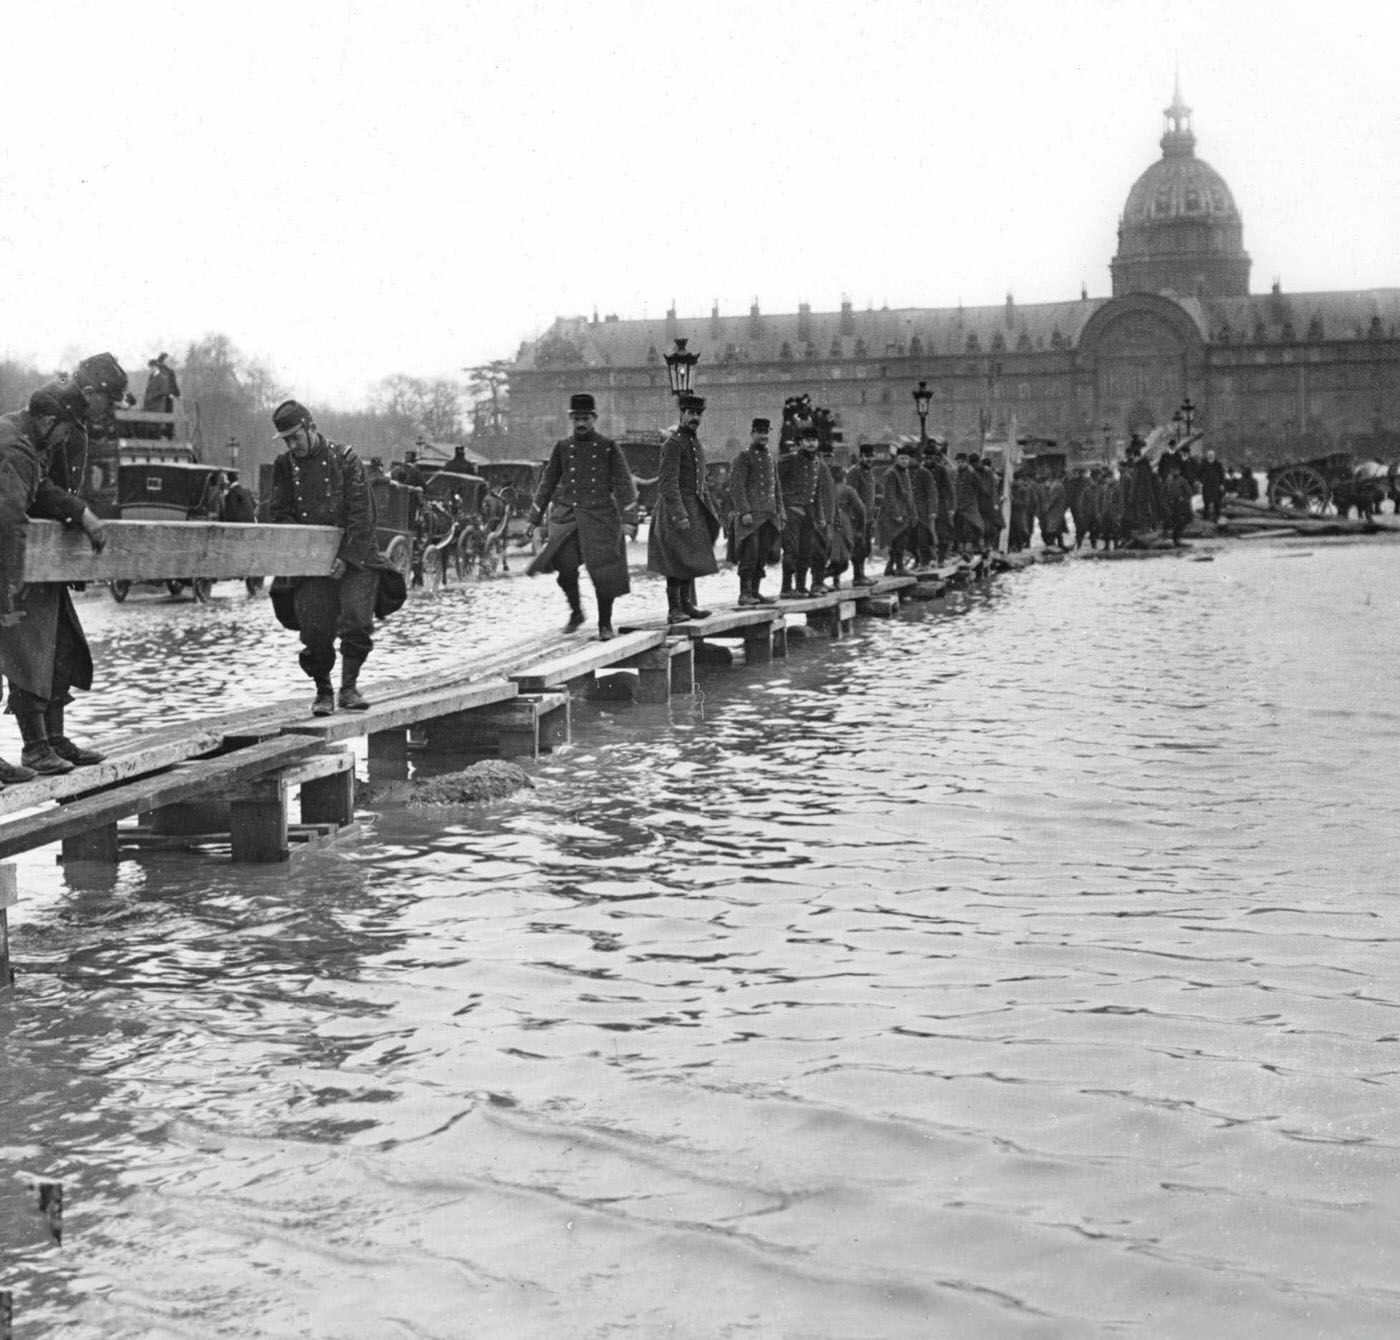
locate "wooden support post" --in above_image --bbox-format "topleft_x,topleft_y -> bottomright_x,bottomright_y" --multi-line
0,864 -> 16,991
693,640 -> 735,667
589,672 -> 635,702
60,823 -> 121,864
230,779 -> 290,863
743,623 -> 774,664
2,1286 -> 12,1339
772,624 -> 789,657
534,695 -> 571,752
368,728 -> 410,781
634,659 -> 670,704
671,641 -> 696,692
300,769 -> 355,826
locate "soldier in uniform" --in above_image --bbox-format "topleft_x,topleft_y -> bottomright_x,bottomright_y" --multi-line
824,462 -> 869,590
777,424 -> 826,597
0,382 -> 112,777
647,392 -> 720,624
846,444 -> 878,586
810,441 -> 840,594
931,442 -> 957,563
529,392 -> 637,639
269,400 -> 388,715
727,416 -> 784,606
909,448 -> 939,567
47,352 -> 130,505
878,445 -> 918,573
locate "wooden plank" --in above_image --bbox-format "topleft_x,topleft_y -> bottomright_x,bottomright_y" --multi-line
284,680 -> 519,741
21,520 -> 341,583
0,729 -> 226,819
0,865 -> 15,910
0,737 -> 319,861
510,631 -> 664,692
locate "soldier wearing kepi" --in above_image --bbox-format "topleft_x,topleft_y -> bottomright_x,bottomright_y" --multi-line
528,392 -> 637,640
648,392 -> 721,624
878,445 -> 918,573
727,417 -> 784,606
0,382 -> 112,777
269,400 -> 387,716
846,444 -> 877,586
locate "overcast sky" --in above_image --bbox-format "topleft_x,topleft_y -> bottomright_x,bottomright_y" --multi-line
3,0 -> 1395,409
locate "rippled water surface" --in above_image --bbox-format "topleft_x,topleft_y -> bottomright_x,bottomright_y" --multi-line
3,543 -> 1400,1338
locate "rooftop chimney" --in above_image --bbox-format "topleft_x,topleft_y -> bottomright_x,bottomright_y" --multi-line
840,297 -> 855,335
797,302 -> 812,342
710,300 -> 720,339
749,298 -> 762,339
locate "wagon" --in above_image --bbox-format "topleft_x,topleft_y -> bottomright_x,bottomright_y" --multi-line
1264,451 -> 1395,517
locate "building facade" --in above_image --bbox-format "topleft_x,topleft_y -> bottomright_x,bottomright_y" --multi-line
508,88 -> 1400,466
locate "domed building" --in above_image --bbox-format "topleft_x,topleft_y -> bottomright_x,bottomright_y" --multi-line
507,87 -> 1400,466
1111,82 -> 1250,299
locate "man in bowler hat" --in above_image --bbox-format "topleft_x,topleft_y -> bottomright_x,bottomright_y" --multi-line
528,392 -> 637,639
269,400 -> 388,715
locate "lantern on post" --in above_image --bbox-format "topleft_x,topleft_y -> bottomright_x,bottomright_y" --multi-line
911,380 -> 933,446
1180,397 -> 1196,434
664,337 -> 700,400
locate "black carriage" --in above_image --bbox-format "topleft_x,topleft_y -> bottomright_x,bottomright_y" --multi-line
477,459 -> 546,554
616,431 -> 665,519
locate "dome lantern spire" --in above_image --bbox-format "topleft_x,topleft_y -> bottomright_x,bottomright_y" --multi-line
1161,70 -> 1195,157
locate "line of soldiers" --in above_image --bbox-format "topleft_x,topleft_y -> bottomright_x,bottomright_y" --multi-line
0,355 -> 132,787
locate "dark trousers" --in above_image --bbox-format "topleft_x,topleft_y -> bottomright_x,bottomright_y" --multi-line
552,532 -> 613,625
737,525 -> 777,590
911,521 -> 935,566
782,513 -> 817,589
1203,488 -> 1223,522
293,567 -> 377,683
8,614 -> 82,715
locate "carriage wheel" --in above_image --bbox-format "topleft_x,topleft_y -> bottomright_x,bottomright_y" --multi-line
1268,465 -> 1331,515
385,535 -> 412,575
109,580 -> 130,603
455,531 -> 475,578
166,580 -> 186,597
190,578 -> 213,603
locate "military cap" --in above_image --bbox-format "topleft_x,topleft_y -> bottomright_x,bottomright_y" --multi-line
954,452 -> 968,462
797,423 -> 819,441
29,379 -> 88,425
896,443 -> 919,457
678,393 -> 706,412
818,441 -> 835,455
272,399 -> 314,437
569,392 -> 596,413
968,453 -> 981,465
859,443 -> 876,458
74,352 -> 129,401
751,417 -> 771,432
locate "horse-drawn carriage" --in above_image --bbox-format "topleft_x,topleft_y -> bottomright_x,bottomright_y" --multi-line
476,459 -> 545,555
1266,452 -> 1398,517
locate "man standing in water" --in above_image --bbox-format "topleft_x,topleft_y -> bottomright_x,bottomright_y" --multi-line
528,393 -> 637,640
648,392 -> 721,624
269,399 -> 386,715
0,382 -> 112,777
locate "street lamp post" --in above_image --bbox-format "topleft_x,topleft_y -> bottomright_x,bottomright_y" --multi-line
1179,397 -> 1196,435
1171,408 -> 1185,442
912,380 -> 933,448
664,337 -> 700,400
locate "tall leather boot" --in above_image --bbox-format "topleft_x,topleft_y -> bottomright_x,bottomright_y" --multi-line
44,702 -> 104,766
596,594 -> 615,641
339,656 -> 370,711
738,573 -> 758,607
667,579 -> 688,625
681,580 -> 710,621
559,572 -> 586,633
17,709 -> 73,775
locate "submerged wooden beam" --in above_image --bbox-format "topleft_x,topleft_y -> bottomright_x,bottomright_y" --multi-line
21,520 -> 341,583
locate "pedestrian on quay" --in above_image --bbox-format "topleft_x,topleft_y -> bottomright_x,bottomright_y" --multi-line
269,399 -> 389,715
1009,469 -> 1035,551
1161,455 -> 1194,546
1199,447 -> 1226,522
528,392 -> 637,640
977,455 -> 1003,552
647,392 -> 721,625
878,444 -> 918,574
1121,435 -> 1166,543
727,416 -> 784,606
824,461 -> 869,590
0,382 -> 113,779
1036,469 -> 1068,551
777,423 -> 827,597
845,444 -> 878,585
810,441 -> 839,594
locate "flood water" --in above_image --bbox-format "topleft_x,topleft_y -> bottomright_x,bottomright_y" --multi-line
3,541 -> 1400,1338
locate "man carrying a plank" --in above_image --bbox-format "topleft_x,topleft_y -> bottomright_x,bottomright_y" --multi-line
527,392 -> 638,641
0,382 -> 113,779
269,400 -> 388,716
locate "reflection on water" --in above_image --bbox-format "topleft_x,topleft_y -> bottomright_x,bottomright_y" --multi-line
4,544 -> 1400,1337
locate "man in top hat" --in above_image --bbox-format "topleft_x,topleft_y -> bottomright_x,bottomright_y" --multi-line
528,392 -> 637,639
142,352 -> 180,438
727,416 -> 784,606
878,445 -> 918,573
776,423 -> 827,597
0,381 -> 112,779
647,392 -> 721,623
846,445 -> 878,586
269,399 -> 388,715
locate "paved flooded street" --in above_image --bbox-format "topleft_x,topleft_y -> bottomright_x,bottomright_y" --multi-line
3,542 -> 1400,1337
